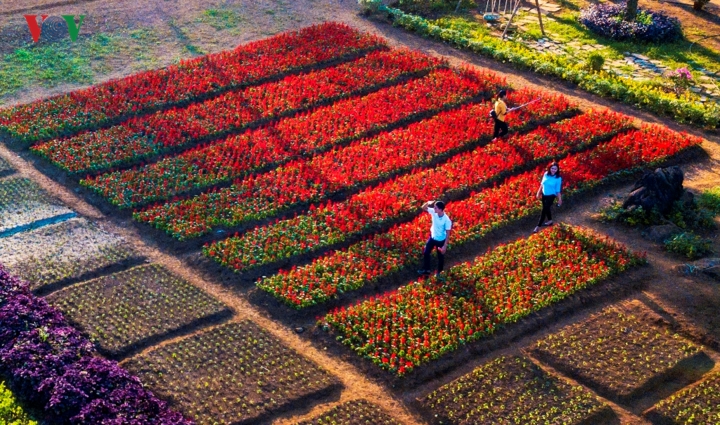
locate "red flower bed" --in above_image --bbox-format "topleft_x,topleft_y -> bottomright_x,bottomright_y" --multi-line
0,23 -> 383,144
250,124 -> 701,307
324,225 -> 643,376
136,89 -> 575,239
204,109 -> 630,288
83,68 -> 501,208
32,49 -> 440,174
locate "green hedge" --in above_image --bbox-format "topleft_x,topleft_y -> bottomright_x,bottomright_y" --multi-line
364,1 -> 719,129
0,381 -> 37,425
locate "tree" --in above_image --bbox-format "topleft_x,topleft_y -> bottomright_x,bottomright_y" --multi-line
625,0 -> 638,22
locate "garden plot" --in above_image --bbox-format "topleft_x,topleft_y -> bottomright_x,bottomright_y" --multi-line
421,355 -> 613,425
645,370 -> 720,424
0,155 -> 13,178
124,320 -> 340,425
297,399 -> 401,425
529,303 -> 712,405
0,177 -> 74,237
46,264 -> 231,358
0,217 -> 142,293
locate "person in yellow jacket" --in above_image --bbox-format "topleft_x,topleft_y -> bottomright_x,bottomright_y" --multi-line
492,89 -> 509,140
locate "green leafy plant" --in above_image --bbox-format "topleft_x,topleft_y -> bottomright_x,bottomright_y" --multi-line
585,52 -> 605,72
664,232 -> 713,259
0,381 -> 38,425
697,186 -> 720,215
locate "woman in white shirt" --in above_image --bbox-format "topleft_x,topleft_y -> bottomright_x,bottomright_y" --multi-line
534,162 -> 562,233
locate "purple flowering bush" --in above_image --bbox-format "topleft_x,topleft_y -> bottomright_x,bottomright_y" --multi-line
579,2 -> 682,43
0,264 -> 193,425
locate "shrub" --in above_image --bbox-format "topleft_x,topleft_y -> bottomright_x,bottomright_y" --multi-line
697,186 -> 720,215
664,232 -> 713,259
586,52 -> 605,72
579,2 -> 682,43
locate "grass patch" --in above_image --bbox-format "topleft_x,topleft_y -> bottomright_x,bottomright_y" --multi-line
0,33 -> 118,100
198,8 -> 245,32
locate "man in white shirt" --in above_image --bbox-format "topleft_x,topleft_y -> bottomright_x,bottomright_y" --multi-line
418,200 -> 452,276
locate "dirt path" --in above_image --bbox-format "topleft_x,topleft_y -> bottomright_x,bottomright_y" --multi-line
3,1 -> 720,424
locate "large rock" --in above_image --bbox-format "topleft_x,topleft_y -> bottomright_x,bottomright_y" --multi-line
623,166 -> 685,215
645,223 -> 681,243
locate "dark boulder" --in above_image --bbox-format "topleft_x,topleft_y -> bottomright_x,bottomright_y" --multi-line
622,166 -> 685,215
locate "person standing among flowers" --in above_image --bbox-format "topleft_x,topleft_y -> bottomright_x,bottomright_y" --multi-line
534,162 -> 562,233
492,89 -> 509,140
418,200 -> 452,276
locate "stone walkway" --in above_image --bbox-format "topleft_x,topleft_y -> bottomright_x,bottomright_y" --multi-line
491,1 -> 720,102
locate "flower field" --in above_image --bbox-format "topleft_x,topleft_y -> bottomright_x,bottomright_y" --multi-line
0,265 -> 191,424
205,109 -> 631,281
298,399 -> 401,425
124,321 -> 339,425
136,89 -> 577,239
252,123 -> 701,308
33,49 -> 442,174
324,225 -> 642,375
0,218 -> 142,294
0,23 -> 384,143
529,303 -> 710,404
647,370 -> 720,424
0,21 -> 714,425
82,67 -> 499,208
421,355 -> 613,424
46,264 -> 231,358
0,177 -> 75,236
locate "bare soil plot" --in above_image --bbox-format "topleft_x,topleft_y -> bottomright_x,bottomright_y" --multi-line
0,176 -> 74,236
645,369 -> 720,424
528,303 -> 714,406
420,355 -> 614,425
124,320 -> 340,425
297,399 -> 402,425
46,263 -> 232,358
0,217 -> 142,293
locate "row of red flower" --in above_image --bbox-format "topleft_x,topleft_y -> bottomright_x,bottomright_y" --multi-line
135,89 -> 575,239
249,124 -> 702,308
82,68 -> 502,208
323,225 -> 643,376
0,23 -> 383,143
203,109 -> 630,288
32,49 -> 441,174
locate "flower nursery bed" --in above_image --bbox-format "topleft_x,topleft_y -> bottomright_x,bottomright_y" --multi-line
0,155 -> 13,178
0,264 -> 191,424
528,303 -> 713,406
0,176 -> 75,237
0,217 -> 143,294
46,264 -> 232,359
124,320 -> 341,425
420,355 -> 614,425
253,123 -> 702,308
297,399 -> 401,425
644,370 -> 720,424
0,23 -> 384,144
32,49 -> 441,175
82,67 -> 499,209
241,109 -> 630,304
323,225 -> 642,376
136,89 -> 577,241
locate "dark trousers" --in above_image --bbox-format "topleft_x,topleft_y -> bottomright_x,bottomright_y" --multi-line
423,237 -> 446,273
538,195 -> 556,226
493,118 -> 508,138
